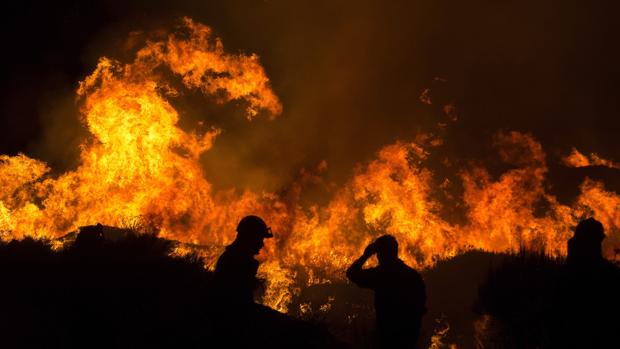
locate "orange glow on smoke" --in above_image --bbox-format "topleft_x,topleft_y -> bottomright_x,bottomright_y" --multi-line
564,148 -> 620,169
0,18 -> 619,312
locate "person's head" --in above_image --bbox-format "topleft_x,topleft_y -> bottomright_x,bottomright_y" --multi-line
574,217 -> 605,242
234,215 -> 273,255
374,234 -> 399,264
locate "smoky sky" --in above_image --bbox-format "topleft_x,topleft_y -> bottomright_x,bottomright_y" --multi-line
1,0 -> 619,199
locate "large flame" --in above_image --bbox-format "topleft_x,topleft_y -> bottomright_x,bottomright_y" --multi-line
0,18 -> 618,312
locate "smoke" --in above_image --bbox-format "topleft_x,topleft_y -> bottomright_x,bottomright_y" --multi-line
1,0 -> 619,204
1,7 -> 619,313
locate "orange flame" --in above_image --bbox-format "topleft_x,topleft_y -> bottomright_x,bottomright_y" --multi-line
564,148 -> 620,169
0,18 -> 619,312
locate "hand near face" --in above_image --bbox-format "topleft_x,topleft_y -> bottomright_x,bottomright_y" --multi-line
363,242 -> 377,257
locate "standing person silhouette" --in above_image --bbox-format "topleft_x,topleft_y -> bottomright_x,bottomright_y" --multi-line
209,215 -> 275,345
347,235 -> 427,348
558,217 -> 620,348
214,215 -> 273,306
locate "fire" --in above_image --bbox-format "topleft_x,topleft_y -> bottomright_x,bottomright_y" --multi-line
564,147 -> 620,169
460,132 -> 573,255
0,17 -> 280,243
1,18 -> 619,312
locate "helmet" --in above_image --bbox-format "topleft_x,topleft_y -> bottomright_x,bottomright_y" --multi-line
236,215 -> 273,239
575,217 -> 605,241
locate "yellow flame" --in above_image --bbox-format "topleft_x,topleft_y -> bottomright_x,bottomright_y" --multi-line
0,18 -> 619,313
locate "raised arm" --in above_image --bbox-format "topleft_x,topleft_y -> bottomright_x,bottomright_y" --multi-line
346,243 -> 378,289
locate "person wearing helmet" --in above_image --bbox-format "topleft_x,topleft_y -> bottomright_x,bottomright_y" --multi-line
347,234 -> 427,348
213,215 -> 273,306
557,218 -> 620,347
567,217 -> 606,267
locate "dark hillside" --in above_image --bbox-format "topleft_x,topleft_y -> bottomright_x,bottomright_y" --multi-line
0,233 -> 340,348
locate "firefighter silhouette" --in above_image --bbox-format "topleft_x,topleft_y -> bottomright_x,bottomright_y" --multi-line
557,218 -> 620,348
214,215 -> 273,306
347,235 -> 427,348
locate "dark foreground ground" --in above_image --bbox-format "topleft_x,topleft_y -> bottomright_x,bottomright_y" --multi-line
0,234 -> 342,349
0,233 -> 618,348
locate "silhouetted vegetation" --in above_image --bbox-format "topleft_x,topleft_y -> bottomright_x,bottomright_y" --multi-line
475,248 -> 620,348
2,219 -> 619,348
0,230 -> 340,348
0,232 -> 207,348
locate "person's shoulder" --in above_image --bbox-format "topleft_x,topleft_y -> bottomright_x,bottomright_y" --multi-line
217,246 -> 234,259
215,246 -> 240,266
397,259 -> 418,271
399,260 -> 423,279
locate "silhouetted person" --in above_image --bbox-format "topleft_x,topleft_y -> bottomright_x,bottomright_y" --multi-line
214,215 -> 273,306
557,218 -> 620,348
567,217 -> 605,267
347,235 -> 427,348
